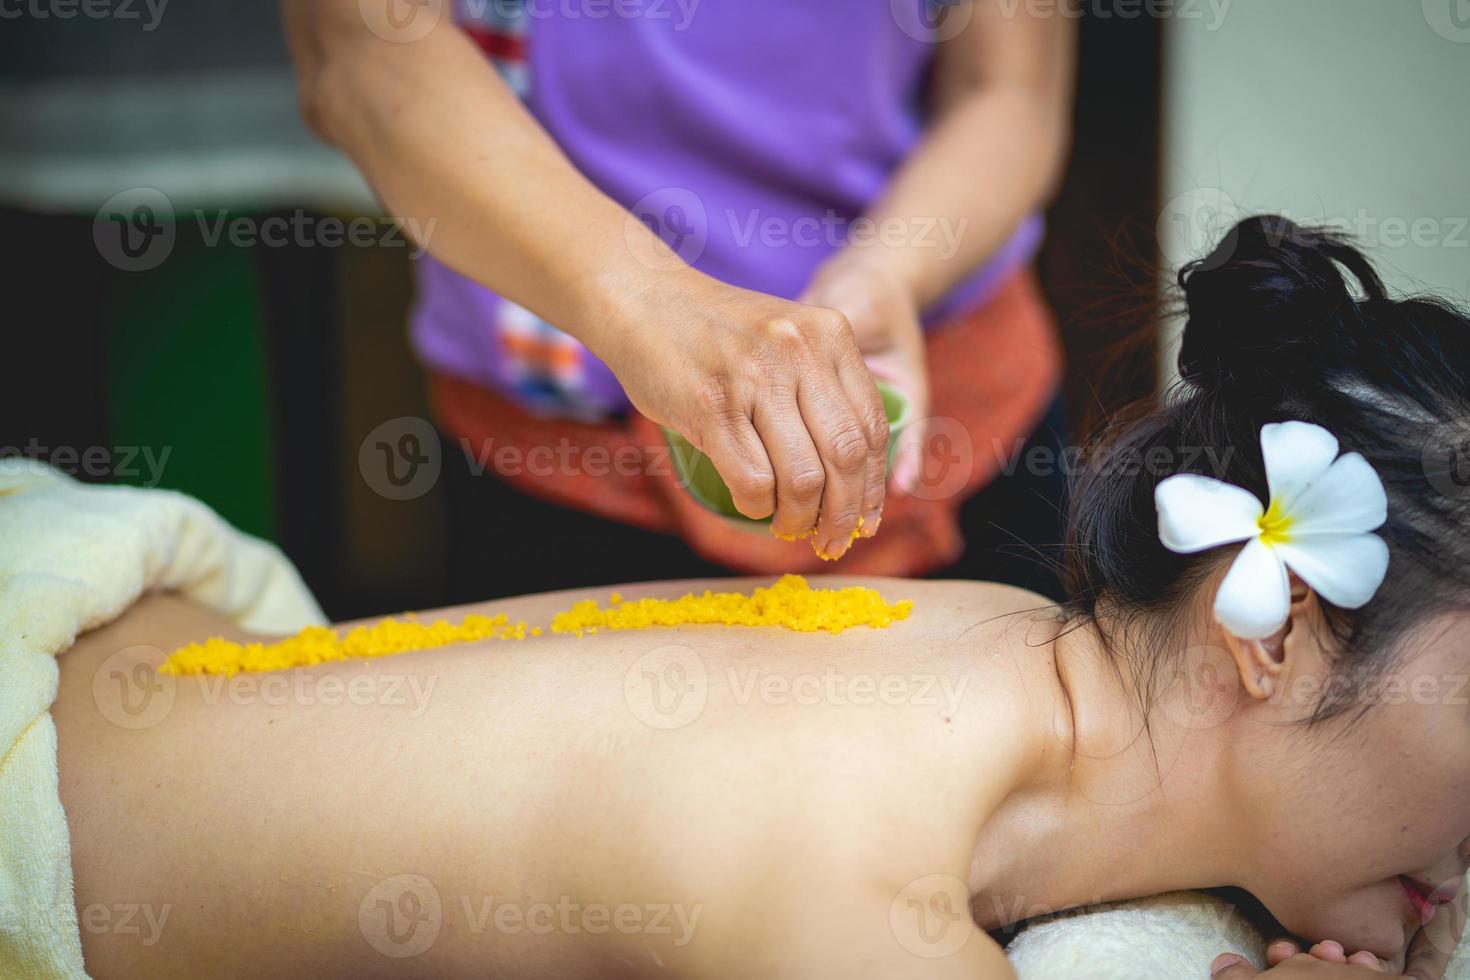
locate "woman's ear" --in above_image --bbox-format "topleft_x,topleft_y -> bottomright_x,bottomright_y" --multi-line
1219,577 -> 1314,700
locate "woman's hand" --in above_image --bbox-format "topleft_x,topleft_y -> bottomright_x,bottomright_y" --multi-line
602,268 -> 892,559
1212,948 -> 1386,977
797,256 -> 931,496
1265,939 -> 1387,972
1253,886 -> 1467,980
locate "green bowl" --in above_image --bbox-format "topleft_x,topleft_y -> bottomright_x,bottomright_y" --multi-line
662,379 -> 912,530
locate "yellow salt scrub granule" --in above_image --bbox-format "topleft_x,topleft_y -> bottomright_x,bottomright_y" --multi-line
160,614 -> 530,677
778,516 -> 868,559
162,577 -> 914,676
550,573 -> 912,636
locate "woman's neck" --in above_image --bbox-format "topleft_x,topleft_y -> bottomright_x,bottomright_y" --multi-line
968,615 -> 1247,929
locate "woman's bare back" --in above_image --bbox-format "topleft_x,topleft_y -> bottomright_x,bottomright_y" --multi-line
52,578 -> 1060,979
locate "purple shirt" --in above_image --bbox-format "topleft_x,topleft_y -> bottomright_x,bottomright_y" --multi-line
412,0 -> 1043,419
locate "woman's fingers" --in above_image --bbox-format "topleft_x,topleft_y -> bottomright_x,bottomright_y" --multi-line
797,364 -> 876,559
696,408 -> 776,520
752,388 -> 826,541
833,344 -> 890,537
1344,951 -> 1382,971
1216,947 -> 1388,977
1211,952 -> 1258,977
1268,940 -> 1301,965
1269,938 -> 1383,973
1309,940 -> 1347,964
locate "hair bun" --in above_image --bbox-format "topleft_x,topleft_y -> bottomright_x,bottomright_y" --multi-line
1176,214 -> 1386,390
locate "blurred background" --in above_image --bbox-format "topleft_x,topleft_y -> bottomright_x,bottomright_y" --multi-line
2,0 -> 1466,619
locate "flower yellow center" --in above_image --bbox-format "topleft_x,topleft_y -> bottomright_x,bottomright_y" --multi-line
1258,498 -> 1294,547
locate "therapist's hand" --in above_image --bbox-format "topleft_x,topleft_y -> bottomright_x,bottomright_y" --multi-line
601,269 -> 890,558
799,256 -> 930,497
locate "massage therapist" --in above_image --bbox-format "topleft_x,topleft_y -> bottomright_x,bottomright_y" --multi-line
283,0 -> 1076,594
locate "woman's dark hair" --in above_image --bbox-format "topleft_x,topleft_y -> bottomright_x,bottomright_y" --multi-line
1064,214 -> 1470,723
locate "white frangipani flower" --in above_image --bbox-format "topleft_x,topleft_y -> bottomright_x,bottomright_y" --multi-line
1155,421 -> 1389,639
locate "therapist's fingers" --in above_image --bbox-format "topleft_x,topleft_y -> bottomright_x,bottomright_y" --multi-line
753,390 -> 825,541
696,410 -> 776,520
833,346 -> 889,537
799,359 -> 873,560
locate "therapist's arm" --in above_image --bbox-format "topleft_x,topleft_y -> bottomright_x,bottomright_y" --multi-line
842,0 -> 1077,309
281,0 -> 891,559
798,0 -> 1075,485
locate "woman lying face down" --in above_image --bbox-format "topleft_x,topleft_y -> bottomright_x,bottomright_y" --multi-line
51,216 -> 1469,979
1060,214 -> 1470,974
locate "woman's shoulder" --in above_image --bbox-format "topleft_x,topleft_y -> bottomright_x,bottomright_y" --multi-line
850,576 -> 1058,620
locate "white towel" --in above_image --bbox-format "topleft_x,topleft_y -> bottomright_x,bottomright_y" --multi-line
1009,892 -> 1265,978
1006,877 -> 1469,978
0,460 -> 325,979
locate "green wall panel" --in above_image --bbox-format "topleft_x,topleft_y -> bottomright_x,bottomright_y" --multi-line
105,232 -> 277,541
